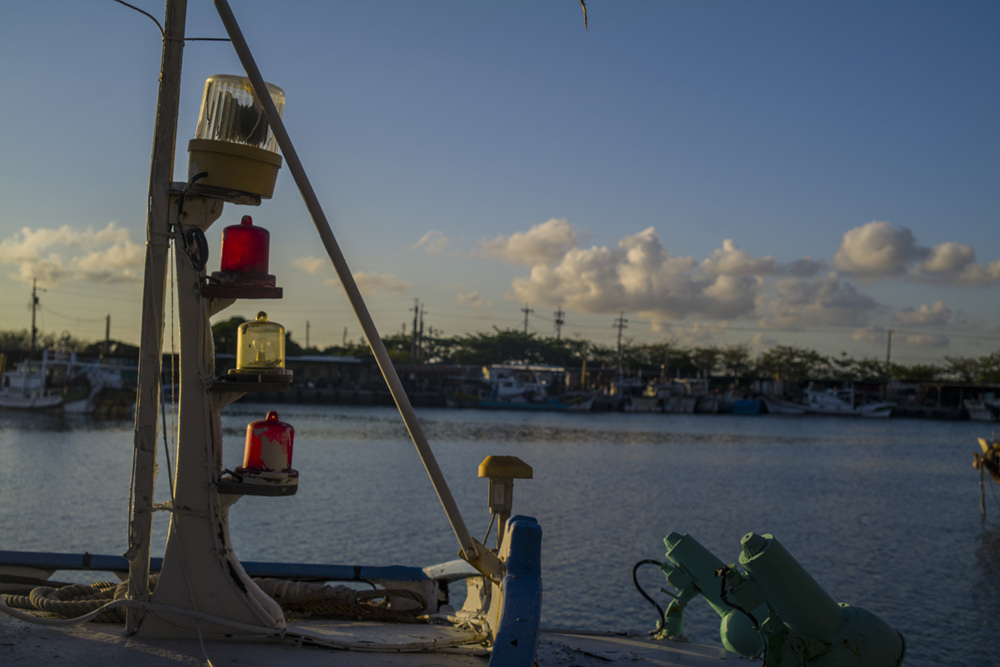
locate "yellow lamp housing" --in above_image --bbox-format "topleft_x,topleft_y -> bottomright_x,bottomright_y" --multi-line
188,75 -> 284,198
231,312 -> 291,380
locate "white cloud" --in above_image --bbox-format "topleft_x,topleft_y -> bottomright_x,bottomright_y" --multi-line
457,290 -> 491,308
832,221 -> 1000,286
748,332 -> 779,350
833,221 -> 927,279
901,333 -> 950,348
760,273 -> 882,329
350,271 -> 411,295
0,222 -> 142,285
918,242 -> 975,274
478,218 -> 578,265
700,239 -> 781,277
509,227 -> 762,319
852,327 -> 886,343
893,301 -> 951,326
294,256 -> 328,275
412,231 -> 449,254
912,242 -> 1000,285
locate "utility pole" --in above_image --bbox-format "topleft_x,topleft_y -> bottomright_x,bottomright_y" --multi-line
418,304 -> 425,363
884,328 -> 893,399
521,304 -> 534,334
411,298 -> 420,363
30,279 -> 40,357
554,307 -> 565,340
614,312 -> 628,384
104,315 -> 111,357
305,320 -> 310,349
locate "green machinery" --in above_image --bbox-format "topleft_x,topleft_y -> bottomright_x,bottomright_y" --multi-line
656,532 -> 904,666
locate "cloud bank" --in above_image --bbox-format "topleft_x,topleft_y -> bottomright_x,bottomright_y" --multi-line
465,219 -> 998,339
0,222 -> 143,285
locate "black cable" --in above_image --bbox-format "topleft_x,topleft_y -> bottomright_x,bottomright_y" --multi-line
632,559 -> 667,635
113,0 -> 163,35
716,565 -> 760,633
716,565 -> 767,662
113,0 -> 229,41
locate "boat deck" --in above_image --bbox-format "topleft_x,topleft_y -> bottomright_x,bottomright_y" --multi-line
1,614 -> 743,665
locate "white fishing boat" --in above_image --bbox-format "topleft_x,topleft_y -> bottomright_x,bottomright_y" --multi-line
448,364 -> 596,411
765,385 -> 893,418
0,3 -> 906,665
964,399 -> 997,422
0,352 -> 65,410
0,350 -> 134,414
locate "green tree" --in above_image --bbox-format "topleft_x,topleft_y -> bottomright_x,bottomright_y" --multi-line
891,362 -> 941,382
690,346 -> 721,378
943,356 -> 979,382
756,345 -> 826,380
211,316 -> 246,354
718,344 -> 753,378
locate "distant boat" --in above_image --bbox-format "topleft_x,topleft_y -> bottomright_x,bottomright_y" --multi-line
0,351 -> 66,410
764,385 -> 894,418
447,364 -> 596,411
762,396 -> 806,415
964,399 -> 997,422
0,350 -> 134,413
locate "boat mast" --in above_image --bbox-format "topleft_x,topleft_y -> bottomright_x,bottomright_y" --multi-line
126,0 -> 187,634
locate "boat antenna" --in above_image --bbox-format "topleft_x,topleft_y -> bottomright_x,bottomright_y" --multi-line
211,0 -> 485,568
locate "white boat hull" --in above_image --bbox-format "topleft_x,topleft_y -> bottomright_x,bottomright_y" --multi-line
0,393 -> 63,410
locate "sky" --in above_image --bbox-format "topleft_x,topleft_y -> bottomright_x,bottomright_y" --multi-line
0,1 -> 998,367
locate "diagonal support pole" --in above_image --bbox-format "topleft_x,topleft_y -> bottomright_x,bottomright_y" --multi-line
212,0 -> 492,576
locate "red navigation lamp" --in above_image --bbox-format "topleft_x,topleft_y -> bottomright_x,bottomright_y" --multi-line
210,215 -> 276,289
234,411 -> 298,494
221,216 -> 269,274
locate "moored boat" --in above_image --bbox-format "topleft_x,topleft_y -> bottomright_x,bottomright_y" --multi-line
0,350 -> 135,414
0,354 -> 64,410
765,385 -> 894,418
447,364 -> 596,411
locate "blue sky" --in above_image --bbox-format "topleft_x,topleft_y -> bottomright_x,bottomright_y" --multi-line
0,1 -> 997,366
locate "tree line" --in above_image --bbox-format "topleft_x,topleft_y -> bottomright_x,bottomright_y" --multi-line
3,322 -> 997,384
211,317 -> 999,384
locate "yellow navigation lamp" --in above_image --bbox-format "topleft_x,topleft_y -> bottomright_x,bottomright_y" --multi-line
188,75 -> 285,198
230,312 -> 291,380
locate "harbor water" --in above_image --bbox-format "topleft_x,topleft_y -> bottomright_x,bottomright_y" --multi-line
1,403 -> 997,665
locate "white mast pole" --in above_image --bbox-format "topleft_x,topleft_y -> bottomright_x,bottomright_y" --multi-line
126,0 -> 187,634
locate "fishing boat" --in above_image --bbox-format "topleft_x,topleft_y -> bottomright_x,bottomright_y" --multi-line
0,352 -> 65,410
765,385 -> 894,418
447,364 -> 596,411
0,350 -> 135,414
0,3 -> 906,665
964,399 -> 997,422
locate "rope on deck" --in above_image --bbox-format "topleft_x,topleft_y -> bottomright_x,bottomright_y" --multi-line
1,576 -> 427,624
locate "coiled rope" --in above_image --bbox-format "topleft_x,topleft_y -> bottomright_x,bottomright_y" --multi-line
1,577 -> 426,625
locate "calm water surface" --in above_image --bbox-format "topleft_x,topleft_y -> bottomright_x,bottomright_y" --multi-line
1,403 -> 997,665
